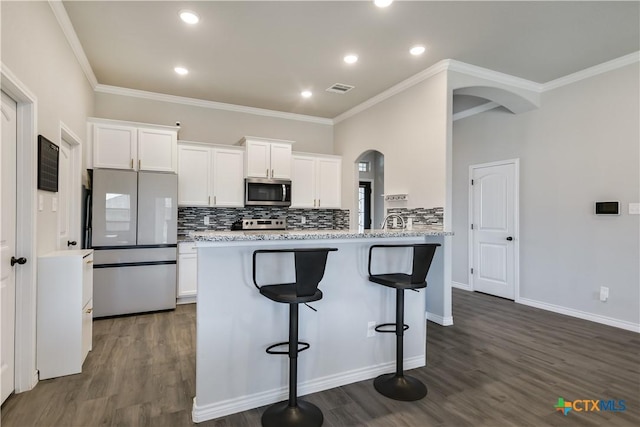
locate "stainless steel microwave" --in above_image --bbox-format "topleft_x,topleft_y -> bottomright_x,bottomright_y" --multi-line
245,178 -> 291,207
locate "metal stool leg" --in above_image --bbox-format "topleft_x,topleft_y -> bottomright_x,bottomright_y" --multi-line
262,304 -> 323,427
373,289 -> 428,401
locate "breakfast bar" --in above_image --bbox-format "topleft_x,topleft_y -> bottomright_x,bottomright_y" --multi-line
190,228 -> 451,423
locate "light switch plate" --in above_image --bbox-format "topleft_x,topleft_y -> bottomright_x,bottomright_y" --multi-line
51,197 -> 58,212
38,195 -> 44,211
629,203 -> 640,215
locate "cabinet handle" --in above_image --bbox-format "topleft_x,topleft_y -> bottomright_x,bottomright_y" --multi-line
271,169 -> 274,178
313,199 -> 316,208
318,199 -> 321,208
214,195 -> 216,205
130,159 -> 134,169
266,168 -> 269,178
208,196 -> 211,206
138,159 -> 141,170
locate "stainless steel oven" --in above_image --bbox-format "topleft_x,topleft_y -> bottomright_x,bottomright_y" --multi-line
245,178 -> 291,207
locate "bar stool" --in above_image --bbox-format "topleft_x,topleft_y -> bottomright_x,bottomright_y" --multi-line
367,243 -> 440,401
253,247 -> 338,427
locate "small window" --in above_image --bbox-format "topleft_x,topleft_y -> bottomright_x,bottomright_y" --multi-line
358,161 -> 370,172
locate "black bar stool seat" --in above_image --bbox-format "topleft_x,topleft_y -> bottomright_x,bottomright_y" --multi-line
253,247 -> 337,427
260,284 -> 323,304
368,243 -> 440,402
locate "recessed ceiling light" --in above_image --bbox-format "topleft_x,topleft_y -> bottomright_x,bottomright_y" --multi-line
374,0 -> 393,8
174,67 -> 189,75
179,10 -> 199,25
410,45 -> 426,56
301,90 -> 312,98
344,54 -> 358,64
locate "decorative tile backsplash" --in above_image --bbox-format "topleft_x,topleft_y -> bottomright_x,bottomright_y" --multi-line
178,206 -> 350,235
386,207 -> 444,228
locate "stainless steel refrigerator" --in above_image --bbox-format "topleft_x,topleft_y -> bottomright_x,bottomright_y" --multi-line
91,169 -> 177,317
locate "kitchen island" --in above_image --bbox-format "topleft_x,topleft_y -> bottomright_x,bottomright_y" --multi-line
190,227 -> 452,423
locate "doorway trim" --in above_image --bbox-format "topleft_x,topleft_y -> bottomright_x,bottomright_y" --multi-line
468,158 -> 520,301
58,122 -> 82,250
1,64 -> 39,393
358,179 -> 374,229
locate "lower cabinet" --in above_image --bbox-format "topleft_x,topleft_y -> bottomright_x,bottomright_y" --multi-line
178,242 -> 197,302
37,249 -> 93,380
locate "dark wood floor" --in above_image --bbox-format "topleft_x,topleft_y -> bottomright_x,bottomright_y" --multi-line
2,289 -> 639,426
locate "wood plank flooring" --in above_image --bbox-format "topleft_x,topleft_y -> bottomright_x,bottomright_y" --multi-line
2,289 -> 639,426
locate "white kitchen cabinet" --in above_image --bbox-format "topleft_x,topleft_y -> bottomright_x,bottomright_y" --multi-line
90,118 -> 178,172
291,154 -> 342,209
178,142 -> 244,207
37,249 -> 94,380
239,137 -> 293,179
178,242 -> 197,301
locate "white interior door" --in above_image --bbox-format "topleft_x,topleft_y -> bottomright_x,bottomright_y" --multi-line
1,90 -> 17,404
470,160 -> 518,299
58,140 -> 72,249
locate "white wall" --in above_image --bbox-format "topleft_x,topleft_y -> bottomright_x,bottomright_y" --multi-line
1,1 -> 95,255
334,71 -> 449,227
452,63 -> 640,326
94,92 -> 334,153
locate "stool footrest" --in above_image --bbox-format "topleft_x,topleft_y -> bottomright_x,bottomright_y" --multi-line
375,322 -> 409,333
266,341 -> 310,355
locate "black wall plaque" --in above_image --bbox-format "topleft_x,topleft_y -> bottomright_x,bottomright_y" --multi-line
38,135 -> 59,192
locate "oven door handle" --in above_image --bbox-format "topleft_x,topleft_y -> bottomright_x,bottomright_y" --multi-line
282,184 -> 287,202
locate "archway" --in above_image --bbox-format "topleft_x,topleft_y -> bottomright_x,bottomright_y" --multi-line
355,150 -> 384,230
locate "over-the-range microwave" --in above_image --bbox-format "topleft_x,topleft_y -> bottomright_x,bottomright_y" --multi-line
244,177 -> 291,207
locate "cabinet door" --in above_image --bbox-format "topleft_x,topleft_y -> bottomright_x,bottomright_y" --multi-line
82,298 -> 93,363
82,253 -> 93,307
212,149 -> 244,207
270,143 -> 292,179
93,124 -> 137,170
178,253 -> 198,298
178,145 -> 211,206
317,158 -> 342,209
291,156 -> 316,208
137,128 -> 177,172
245,140 -> 270,178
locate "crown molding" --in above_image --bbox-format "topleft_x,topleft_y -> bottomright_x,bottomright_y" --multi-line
333,59 -> 450,124
452,101 -> 500,122
541,51 -> 640,92
447,60 -> 543,92
48,0 -> 98,89
95,85 -> 334,125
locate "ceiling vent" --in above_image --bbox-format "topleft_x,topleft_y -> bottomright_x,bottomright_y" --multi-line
326,83 -> 355,94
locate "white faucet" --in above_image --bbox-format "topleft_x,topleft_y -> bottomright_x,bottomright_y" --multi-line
381,213 -> 406,230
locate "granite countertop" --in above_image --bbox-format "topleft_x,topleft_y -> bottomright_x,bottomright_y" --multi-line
188,227 -> 452,242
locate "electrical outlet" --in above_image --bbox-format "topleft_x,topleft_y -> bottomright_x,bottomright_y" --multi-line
392,217 -> 398,227
203,216 -> 210,225
600,286 -> 609,302
367,321 -> 376,338
301,216 -> 306,224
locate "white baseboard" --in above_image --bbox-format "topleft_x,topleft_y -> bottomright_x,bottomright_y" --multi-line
452,281 -> 472,291
426,311 -> 454,326
518,297 -> 640,333
192,356 -> 425,422
177,296 -> 196,305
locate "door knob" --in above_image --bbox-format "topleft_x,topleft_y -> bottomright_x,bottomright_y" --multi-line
11,256 -> 27,266
506,236 -> 513,241
68,240 -> 77,247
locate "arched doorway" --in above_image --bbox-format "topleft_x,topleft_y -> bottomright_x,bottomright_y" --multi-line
355,150 -> 384,230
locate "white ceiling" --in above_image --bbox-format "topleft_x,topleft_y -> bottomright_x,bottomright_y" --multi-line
62,1 -> 640,119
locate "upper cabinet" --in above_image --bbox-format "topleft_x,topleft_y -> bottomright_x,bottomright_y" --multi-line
238,137 -> 293,179
291,154 -> 342,209
177,142 -> 244,207
90,118 -> 178,172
